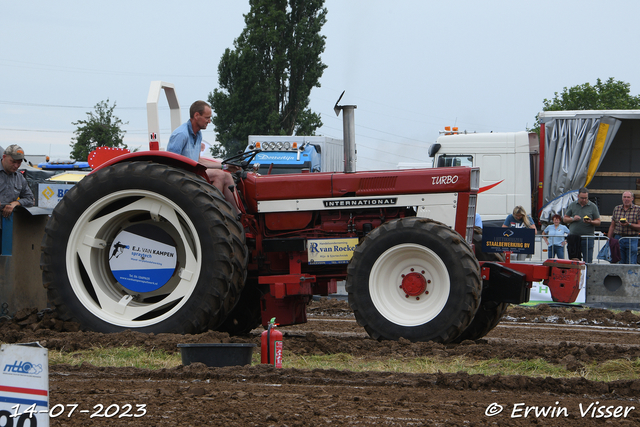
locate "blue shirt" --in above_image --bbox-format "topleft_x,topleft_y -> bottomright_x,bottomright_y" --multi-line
166,121 -> 201,161
475,213 -> 482,228
543,224 -> 570,246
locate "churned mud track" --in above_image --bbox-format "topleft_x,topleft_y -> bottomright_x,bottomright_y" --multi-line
48,363 -> 640,426
3,301 -> 640,426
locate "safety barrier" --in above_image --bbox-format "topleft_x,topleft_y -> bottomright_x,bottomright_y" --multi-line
586,263 -> 640,308
523,234 -> 640,265
513,233 -> 610,264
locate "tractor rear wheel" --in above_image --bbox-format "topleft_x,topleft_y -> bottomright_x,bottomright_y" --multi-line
41,162 -> 246,334
347,218 -> 481,343
452,227 -> 509,343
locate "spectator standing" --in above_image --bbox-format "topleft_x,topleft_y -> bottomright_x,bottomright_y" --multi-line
0,144 -> 34,218
475,212 -> 483,229
542,214 -> 570,259
563,188 -> 601,263
502,205 -> 537,260
607,191 -> 640,264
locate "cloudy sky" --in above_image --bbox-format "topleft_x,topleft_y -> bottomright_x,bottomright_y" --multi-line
2,0 -> 639,170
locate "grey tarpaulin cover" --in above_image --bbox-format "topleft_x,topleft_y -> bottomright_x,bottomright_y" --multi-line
538,112 -> 621,222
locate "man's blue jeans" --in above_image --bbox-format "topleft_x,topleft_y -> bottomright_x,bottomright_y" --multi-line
548,245 -> 564,259
581,237 -> 594,263
616,235 -> 638,264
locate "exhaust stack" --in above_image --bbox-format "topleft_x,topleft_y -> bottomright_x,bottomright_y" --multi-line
334,91 -> 357,173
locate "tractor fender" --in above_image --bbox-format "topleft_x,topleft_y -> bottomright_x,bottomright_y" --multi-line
91,149 -> 209,181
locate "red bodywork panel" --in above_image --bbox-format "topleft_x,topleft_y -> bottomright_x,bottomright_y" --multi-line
265,212 -> 313,230
537,125 -> 546,219
242,167 -> 475,207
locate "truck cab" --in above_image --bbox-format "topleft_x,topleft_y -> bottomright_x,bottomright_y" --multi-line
429,130 -> 538,227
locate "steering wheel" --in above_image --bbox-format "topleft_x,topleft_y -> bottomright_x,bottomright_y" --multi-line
222,149 -> 261,169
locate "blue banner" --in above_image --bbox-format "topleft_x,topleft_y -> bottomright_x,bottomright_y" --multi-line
481,227 -> 535,254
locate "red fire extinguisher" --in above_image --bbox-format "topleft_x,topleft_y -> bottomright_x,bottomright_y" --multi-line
261,317 -> 283,368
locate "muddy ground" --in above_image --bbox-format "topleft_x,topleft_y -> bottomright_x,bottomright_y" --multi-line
2,300 -> 640,426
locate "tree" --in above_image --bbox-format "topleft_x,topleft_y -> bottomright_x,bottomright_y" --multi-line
531,78 -> 640,133
70,99 -> 128,160
209,0 -> 327,156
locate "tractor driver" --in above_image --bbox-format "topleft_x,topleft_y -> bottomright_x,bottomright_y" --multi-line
166,101 -> 239,214
0,144 -> 34,218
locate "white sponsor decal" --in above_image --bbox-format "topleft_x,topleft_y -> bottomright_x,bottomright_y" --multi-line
323,198 -> 397,208
432,175 -> 459,185
256,153 -> 296,161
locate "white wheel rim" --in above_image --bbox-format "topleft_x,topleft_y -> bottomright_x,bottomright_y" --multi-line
66,190 -> 201,328
370,243 -> 450,327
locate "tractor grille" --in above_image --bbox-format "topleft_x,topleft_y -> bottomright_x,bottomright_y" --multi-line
357,176 -> 398,194
466,194 -> 477,244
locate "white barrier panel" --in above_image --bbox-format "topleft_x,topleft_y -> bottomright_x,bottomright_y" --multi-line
0,343 -> 49,426
529,282 -> 586,304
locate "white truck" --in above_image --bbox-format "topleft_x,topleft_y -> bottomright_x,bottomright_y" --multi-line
429,110 -> 640,230
428,130 -> 536,228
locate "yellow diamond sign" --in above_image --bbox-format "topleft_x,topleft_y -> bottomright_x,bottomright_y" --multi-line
42,186 -> 55,200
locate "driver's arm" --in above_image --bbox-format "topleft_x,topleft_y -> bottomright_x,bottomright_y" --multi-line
198,157 -> 223,169
199,156 -> 241,174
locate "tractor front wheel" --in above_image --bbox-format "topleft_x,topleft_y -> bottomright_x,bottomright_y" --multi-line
347,218 -> 481,343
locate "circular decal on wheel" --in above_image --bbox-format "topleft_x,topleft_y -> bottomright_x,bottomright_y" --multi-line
108,226 -> 177,293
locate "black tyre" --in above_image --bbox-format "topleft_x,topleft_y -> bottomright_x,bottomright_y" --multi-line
41,162 -> 247,334
220,207 -> 248,315
452,227 -> 509,342
216,280 -> 264,335
347,218 -> 481,343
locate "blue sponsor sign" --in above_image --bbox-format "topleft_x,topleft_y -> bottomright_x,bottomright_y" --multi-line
108,228 -> 177,293
481,227 -> 535,254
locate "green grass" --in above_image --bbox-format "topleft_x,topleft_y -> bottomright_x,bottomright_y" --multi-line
282,353 -> 640,382
49,346 -> 180,369
46,346 -> 640,382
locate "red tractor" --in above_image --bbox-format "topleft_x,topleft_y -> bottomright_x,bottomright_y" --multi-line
40,94 -> 583,343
